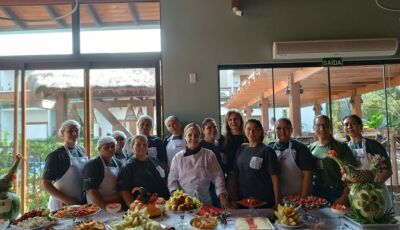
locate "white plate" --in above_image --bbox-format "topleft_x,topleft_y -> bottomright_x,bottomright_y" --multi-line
0,219 -> 9,230
344,215 -> 400,228
275,220 -> 304,229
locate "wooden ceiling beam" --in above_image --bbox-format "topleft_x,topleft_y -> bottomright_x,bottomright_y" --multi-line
0,6 -> 26,29
45,5 -> 67,28
128,2 -> 140,25
86,4 -> 102,27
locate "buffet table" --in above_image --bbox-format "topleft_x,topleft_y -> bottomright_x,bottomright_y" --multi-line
36,208 -> 400,230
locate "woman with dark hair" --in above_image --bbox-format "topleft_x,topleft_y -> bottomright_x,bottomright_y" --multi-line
268,118 -> 314,197
309,115 -> 357,205
168,123 -> 229,207
342,114 -> 392,208
232,119 -> 280,208
42,120 -> 87,211
218,110 -> 248,194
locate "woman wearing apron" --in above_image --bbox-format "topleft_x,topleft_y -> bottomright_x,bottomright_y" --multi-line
83,136 -> 123,210
232,119 -> 280,208
164,115 -> 186,169
112,130 -> 129,165
343,114 -> 393,209
168,123 -> 230,208
117,135 -> 170,206
42,120 -> 88,212
309,115 -> 358,205
268,118 -> 314,198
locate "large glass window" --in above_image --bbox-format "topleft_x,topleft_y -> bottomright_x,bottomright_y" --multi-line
25,69 -> 84,210
90,68 -> 156,156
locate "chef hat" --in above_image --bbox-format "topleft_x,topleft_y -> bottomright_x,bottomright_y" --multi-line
58,120 -> 81,138
112,130 -> 127,140
97,136 -> 117,150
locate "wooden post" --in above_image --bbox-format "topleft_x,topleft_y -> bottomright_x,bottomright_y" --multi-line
146,99 -> 154,118
390,131 -> 398,185
313,103 -> 322,116
245,106 -> 252,121
21,68 -> 27,213
261,98 -> 269,131
289,76 -> 302,137
351,94 -> 362,117
13,70 -> 19,196
84,69 -> 92,158
55,93 -> 66,134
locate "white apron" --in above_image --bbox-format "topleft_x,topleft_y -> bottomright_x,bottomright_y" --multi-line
274,141 -> 303,197
166,137 -> 186,167
86,158 -> 120,204
0,197 -> 12,214
48,146 -> 87,212
348,139 -> 392,210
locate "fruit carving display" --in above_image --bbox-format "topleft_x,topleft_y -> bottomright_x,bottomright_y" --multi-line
129,188 -> 165,218
190,213 -> 217,229
52,204 -> 99,218
112,208 -> 163,230
283,194 -> 328,209
274,204 -> 303,227
196,205 -> 223,217
165,190 -> 201,212
0,154 -> 22,221
327,150 -> 387,223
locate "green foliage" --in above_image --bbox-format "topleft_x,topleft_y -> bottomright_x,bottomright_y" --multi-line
366,112 -> 384,129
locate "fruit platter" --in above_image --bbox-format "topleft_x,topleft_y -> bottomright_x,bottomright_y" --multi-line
195,205 -> 223,217
237,198 -> 266,208
190,213 -> 218,230
274,204 -> 303,228
50,204 -> 100,219
11,208 -> 55,230
112,208 -> 163,230
282,194 -> 328,209
165,190 -> 201,213
235,217 -> 274,230
73,219 -> 109,230
129,190 -> 166,218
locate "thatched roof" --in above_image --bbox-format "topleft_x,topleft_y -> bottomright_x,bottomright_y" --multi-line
28,69 -> 156,98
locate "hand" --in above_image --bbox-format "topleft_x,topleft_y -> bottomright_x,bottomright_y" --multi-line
333,194 -> 348,206
219,194 -> 230,209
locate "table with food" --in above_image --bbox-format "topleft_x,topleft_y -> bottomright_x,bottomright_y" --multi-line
3,189 -> 400,230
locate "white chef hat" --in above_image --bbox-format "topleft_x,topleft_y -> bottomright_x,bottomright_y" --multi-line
112,130 -> 127,140
97,136 -> 117,150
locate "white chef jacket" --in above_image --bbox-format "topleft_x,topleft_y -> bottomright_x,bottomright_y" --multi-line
168,148 -> 226,204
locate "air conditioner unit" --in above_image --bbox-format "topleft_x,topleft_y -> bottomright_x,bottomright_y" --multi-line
272,38 -> 398,60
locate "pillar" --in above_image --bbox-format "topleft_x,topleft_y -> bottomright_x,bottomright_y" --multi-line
261,98 -> 269,131
288,77 -> 302,136
350,95 -> 362,117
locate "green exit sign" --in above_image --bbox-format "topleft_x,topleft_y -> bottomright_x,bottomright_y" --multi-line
322,58 -> 343,67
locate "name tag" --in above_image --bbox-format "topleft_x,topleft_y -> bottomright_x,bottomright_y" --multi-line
250,156 -> 263,170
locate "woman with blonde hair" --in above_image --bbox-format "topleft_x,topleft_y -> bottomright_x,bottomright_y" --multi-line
168,123 -> 229,208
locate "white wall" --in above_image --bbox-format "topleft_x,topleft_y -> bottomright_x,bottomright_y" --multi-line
160,0 -> 400,128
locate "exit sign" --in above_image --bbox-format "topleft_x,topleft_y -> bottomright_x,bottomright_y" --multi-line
322,58 -> 343,67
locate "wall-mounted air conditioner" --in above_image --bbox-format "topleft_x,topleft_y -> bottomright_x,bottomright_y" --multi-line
272,38 -> 398,60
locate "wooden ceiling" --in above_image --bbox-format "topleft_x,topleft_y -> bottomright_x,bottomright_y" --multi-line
0,0 -> 160,31
225,65 -> 400,109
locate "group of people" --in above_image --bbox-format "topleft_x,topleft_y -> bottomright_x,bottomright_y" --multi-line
41,111 -> 393,212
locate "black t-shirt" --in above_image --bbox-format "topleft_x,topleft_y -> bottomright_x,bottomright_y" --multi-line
42,145 -> 85,181
199,140 -> 223,168
116,158 -> 170,199
234,143 -> 280,207
147,135 -> 167,163
82,156 -> 122,190
219,134 -> 248,174
267,139 -> 315,171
